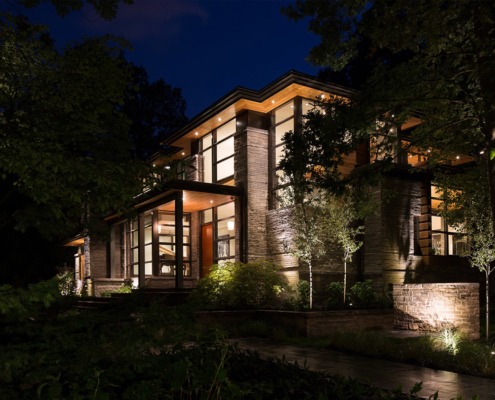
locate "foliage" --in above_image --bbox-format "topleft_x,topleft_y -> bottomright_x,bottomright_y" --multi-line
326,279 -> 385,309
123,64 -> 188,160
326,281 -> 347,308
100,282 -> 133,297
280,184 -> 370,308
283,280 -> 311,311
0,295 -> 440,400
282,0 -> 495,258
294,330 -> 495,380
0,15 -> 148,239
56,267 -> 76,296
0,278 -> 62,320
434,162 -> 495,338
349,279 -> 376,307
190,261 -> 288,310
436,328 -> 463,356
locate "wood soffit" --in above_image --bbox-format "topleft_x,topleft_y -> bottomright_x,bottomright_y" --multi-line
166,71 -> 355,155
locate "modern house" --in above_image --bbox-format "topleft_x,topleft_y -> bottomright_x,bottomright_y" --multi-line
66,71 -> 477,297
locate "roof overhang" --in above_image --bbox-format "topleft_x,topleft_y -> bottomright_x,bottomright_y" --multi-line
165,70 -> 356,156
105,179 -> 243,223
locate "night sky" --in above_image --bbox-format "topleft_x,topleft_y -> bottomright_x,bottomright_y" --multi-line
18,0 -> 320,118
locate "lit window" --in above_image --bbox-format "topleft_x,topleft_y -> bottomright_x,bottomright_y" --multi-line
430,185 -> 467,256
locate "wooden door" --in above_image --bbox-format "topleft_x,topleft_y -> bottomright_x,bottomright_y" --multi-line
201,223 -> 213,277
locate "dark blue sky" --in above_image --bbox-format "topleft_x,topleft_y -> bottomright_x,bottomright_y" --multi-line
20,0 -> 320,118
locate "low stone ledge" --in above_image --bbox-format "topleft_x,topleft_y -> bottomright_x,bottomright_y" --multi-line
393,283 -> 479,340
195,309 -> 394,338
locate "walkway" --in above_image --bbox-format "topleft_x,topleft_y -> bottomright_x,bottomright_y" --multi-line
233,338 -> 495,399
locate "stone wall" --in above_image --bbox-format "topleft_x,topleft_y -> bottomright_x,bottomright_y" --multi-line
196,309 -> 393,338
235,126 -> 269,261
393,283 -> 479,339
364,175 -> 424,290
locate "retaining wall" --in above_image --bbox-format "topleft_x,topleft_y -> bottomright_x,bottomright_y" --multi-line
393,283 -> 479,339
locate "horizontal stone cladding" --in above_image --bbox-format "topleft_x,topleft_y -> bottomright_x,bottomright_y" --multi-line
196,309 -> 393,338
363,176 -> 424,289
89,238 -> 108,279
393,283 -> 480,339
266,208 -> 358,279
92,278 -> 125,297
235,127 -> 269,261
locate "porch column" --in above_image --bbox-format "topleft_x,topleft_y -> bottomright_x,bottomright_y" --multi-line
175,192 -> 184,288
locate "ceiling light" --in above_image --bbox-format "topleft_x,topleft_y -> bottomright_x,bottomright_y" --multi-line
195,131 -> 199,136
217,117 -> 222,122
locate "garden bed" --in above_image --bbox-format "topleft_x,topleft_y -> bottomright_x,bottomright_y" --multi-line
196,309 -> 393,337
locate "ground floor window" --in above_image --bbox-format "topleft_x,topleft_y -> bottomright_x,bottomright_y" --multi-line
202,201 -> 236,266
127,210 -> 192,277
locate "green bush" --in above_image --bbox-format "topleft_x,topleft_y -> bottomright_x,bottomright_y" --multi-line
284,280 -> 310,311
349,279 -> 376,307
326,281 -> 346,308
0,278 -> 62,320
190,261 -> 287,310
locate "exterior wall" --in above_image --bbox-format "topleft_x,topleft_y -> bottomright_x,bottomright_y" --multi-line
393,283 -> 480,339
235,126 -> 269,261
363,174 -> 424,291
266,207 -> 359,299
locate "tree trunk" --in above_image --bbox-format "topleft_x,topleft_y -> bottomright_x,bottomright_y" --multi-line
343,259 -> 347,305
309,260 -> 313,310
487,271 -> 490,339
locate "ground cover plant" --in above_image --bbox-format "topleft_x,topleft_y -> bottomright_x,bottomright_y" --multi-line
0,277 -> 449,400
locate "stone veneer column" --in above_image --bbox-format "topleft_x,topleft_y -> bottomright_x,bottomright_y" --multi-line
234,126 -> 269,261
363,176 -> 424,291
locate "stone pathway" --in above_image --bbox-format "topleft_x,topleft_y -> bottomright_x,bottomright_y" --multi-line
233,338 -> 495,399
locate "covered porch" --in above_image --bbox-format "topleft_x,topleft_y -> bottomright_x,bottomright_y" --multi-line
107,180 -> 245,290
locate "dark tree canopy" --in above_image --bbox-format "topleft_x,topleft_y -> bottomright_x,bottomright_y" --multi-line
18,0 -> 133,20
282,0 -> 495,233
0,16 -> 147,240
124,64 -> 188,160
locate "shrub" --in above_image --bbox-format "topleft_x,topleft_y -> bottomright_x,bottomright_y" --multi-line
326,281 -> 346,308
284,280 -> 310,311
348,279 -> 376,307
190,261 -> 287,310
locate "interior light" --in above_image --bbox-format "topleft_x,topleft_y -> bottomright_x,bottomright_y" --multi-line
181,152 -> 185,156
217,117 -> 222,122
271,100 -> 275,104
427,149 -> 431,153
456,155 -> 460,160
227,221 -> 235,231
165,166 -> 171,170
210,200 -> 213,204
152,164 -> 156,167
195,131 -> 199,136
480,150 -> 485,155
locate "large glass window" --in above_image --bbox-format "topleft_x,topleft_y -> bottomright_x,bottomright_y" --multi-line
128,211 -> 191,277
201,201 -> 236,265
430,185 -> 467,256
270,100 -> 295,208
129,217 -> 139,276
216,202 -> 235,263
157,211 -> 191,276
199,119 -> 236,184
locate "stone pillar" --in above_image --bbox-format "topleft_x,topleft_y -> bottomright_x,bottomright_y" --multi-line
235,126 -> 269,261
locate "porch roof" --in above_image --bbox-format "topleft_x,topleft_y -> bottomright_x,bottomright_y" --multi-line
106,179 -> 243,222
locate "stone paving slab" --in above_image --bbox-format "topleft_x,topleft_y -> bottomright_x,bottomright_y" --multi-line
233,338 -> 495,400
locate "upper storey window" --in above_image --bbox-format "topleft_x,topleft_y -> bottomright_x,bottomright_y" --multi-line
199,119 -> 236,184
